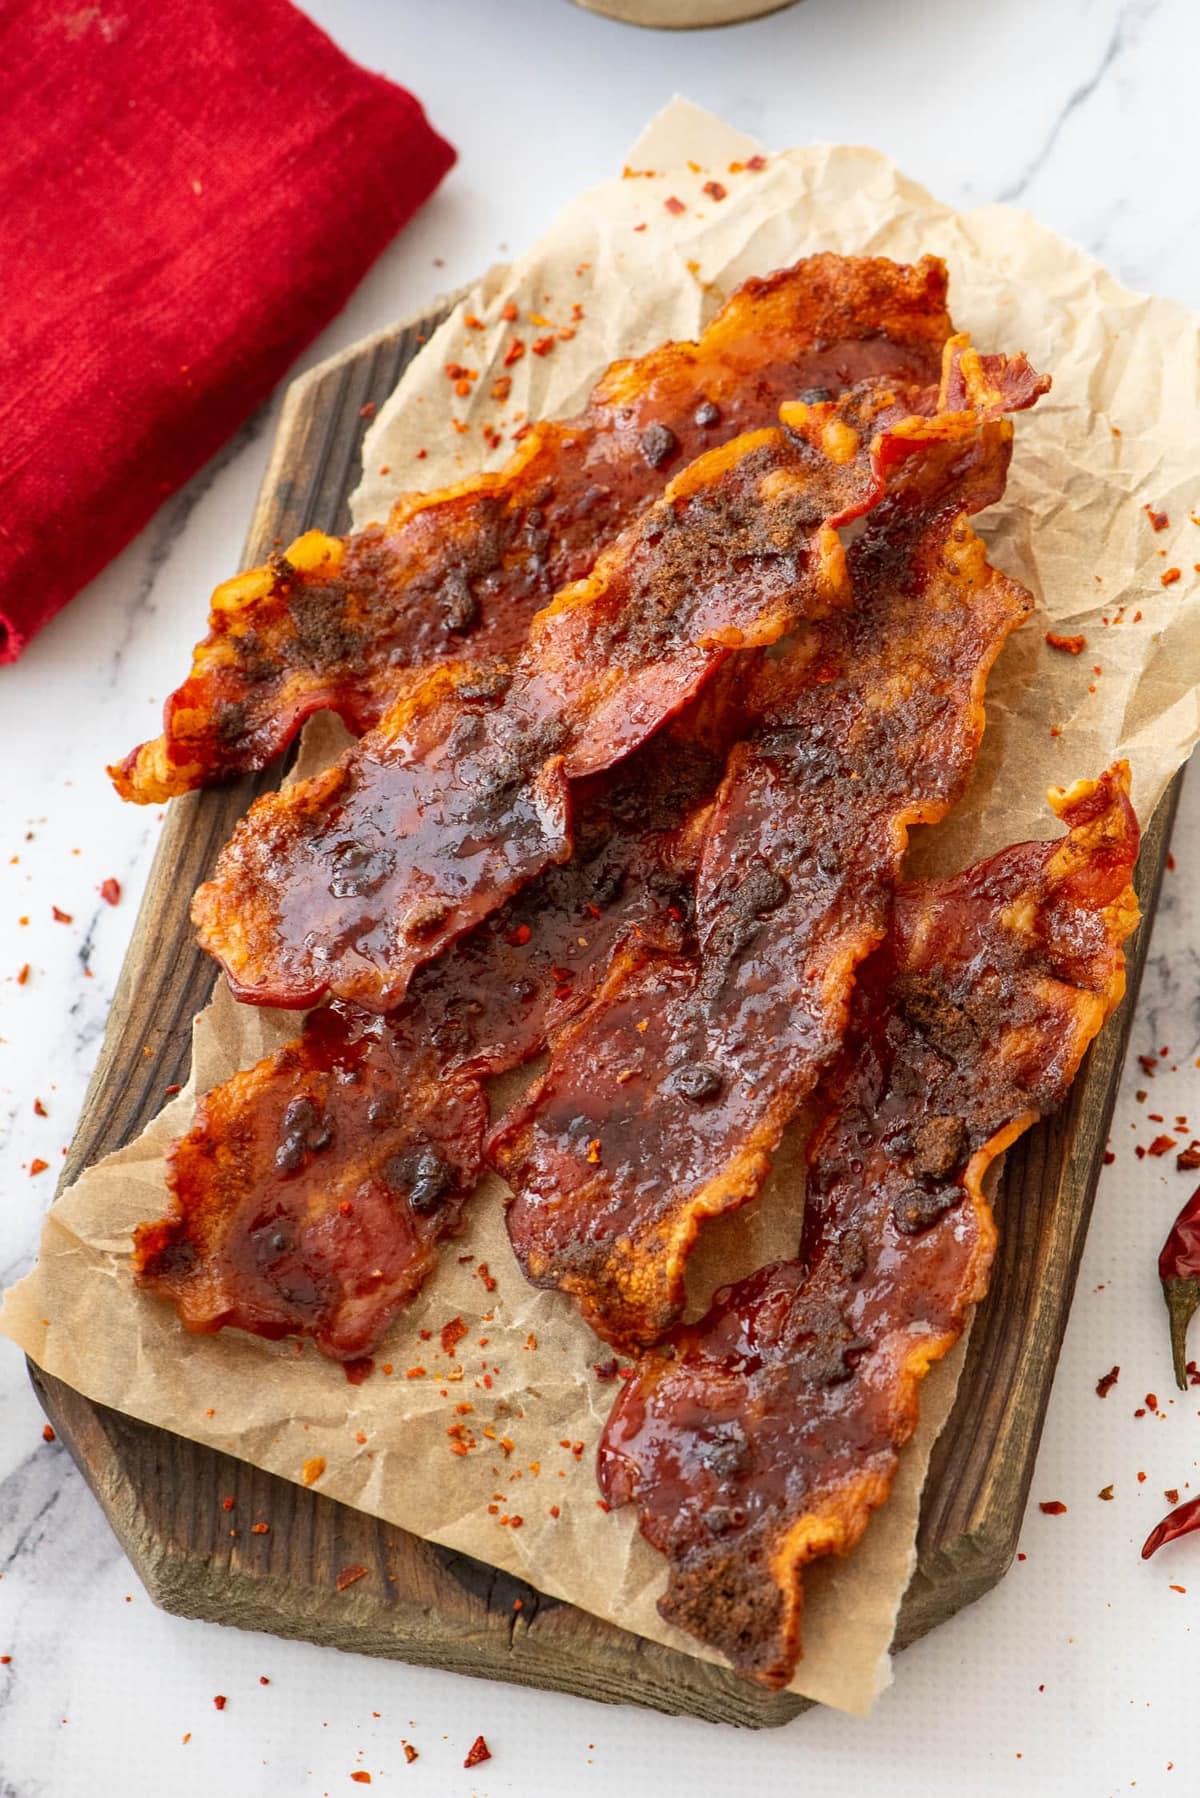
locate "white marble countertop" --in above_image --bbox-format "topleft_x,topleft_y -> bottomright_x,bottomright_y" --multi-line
5,0 -> 1200,1791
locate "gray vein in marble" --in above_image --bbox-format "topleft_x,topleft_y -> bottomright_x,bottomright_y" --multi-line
998,0 -> 1156,204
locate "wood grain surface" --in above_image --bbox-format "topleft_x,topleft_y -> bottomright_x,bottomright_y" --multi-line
31,300 -> 1180,1728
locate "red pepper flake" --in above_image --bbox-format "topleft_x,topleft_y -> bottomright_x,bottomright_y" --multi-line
503,338 -> 526,367
441,1315 -> 468,1357
501,301 -> 519,322
33,1097 -> 47,1117
702,179 -> 727,201
221,1496 -> 235,1512
1038,1500 -> 1068,1515
505,922 -> 531,947
1166,1488 -> 1181,1504
350,1775 -> 372,1786
1147,1393 -> 1159,1410
51,906 -> 72,924
1148,1134 -> 1178,1157
1096,1365 -> 1120,1398
594,1359 -> 619,1381
164,1083 -> 182,1097
491,375 -> 512,403
0,1656 -> 10,1665
746,153 -> 767,171
663,196 -> 686,215
344,1357 -> 374,1385
596,1499 -> 610,1513
250,1521 -> 270,1535
42,1423 -> 55,1442
531,335 -> 555,357
405,1366 -> 426,1380
1103,1149 -> 1115,1165
549,1504 -> 560,1519
1098,1484 -> 1115,1500
1136,1145 -> 1147,1160
464,1736 -> 491,1769
1162,567 -> 1183,587
403,1743 -> 419,1763
301,1456 -> 326,1487
336,1564 -> 368,1592
1145,505 -> 1170,531
98,878 -> 121,906
16,963 -> 29,985
464,313 -> 484,330
477,1262 -> 497,1293
213,1694 -> 227,1711
1175,1142 -> 1200,1171
29,1158 -> 49,1176
1138,1470 -> 1148,1482
358,402 -> 376,418
1044,630 -> 1086,655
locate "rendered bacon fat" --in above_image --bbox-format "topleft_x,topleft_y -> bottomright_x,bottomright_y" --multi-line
136,717 -> 728,1356
112,255 -> 953,804
493,378 -> 1036,1348
191,393 -> 899,1013
598,766 -> 1140,1687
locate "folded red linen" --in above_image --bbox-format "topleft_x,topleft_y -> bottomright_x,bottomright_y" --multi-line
0,0 -> 455,663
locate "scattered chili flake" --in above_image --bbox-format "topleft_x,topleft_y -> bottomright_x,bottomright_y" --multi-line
301,1456 -> 326,1487
503,338 -> 526,367
405,1366 -> 426,1380
501,301 -> 518,322
42,1423 -> 55,1442
33,1097 -> 47,1117
490,375 -> 512,403
1098,1485 -> 1115,1501
344,1357 -> 374,1385
250,1521 -> 270,1535
1176,1143 -> 1200,1171
213,1694 -> 227,1711
29,1159 -> 48,1176
477,1262 -> 497,1293
549,1504 -> 560,1519
403,1744 -> 419,1764
98,878 -> 121,906
1104,1149 -> 1115,1165
1170,1583 -> 1188,1593
51,906 -> 72,924
1138,1470 -> 1148,1482
0,1657 -> 10,1665
441,1316 -> 468,1357
594,1359 -> 619,1381
1162,567 -> 1183,587
1039,1500 -> 1068,1515
358,402 -> 376,418
1044,630 -> 1085,654
164,1083 -> 182,1097
1166,1488 -> 1181,1504
664,195 -> 686,215
1096,1365 -> 1120,1398
220,1496 -> 235,1512
746,153 -> 767,171
505,923 -> 531,947
16,964 -> 29,985
1147,1393 -> 1159,1410
531,335 -> 555,357
464,1735 -> 491,1768
702,179 -> 727,201
350,1775 -> 372,1786
464,313 -> 484,330
1149,1135 -> 1178,1157
1145,505 -> 1170,532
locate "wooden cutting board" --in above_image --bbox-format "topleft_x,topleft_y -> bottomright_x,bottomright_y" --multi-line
31,298 -> 1180,1729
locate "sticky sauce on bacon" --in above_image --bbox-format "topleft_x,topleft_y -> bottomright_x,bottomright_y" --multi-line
598,767 -> 1140,1687
492,398 -> 1033,1349
135,715 -> 730,1356
111,255 -> 953,804
133,1010 -> 487,1361
190,398 -> 894,1013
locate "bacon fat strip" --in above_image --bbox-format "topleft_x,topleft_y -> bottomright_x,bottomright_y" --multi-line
598,766 -> 1140,1688
134,714 -> 731,1358
190,387 -> 911,1014
492,386 -> 1035,1349
111,255 -> 954,805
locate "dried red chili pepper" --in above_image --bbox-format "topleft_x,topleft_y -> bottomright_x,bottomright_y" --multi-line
1142,1493 -> 1200,1559
1159,1183 -> 1200,1389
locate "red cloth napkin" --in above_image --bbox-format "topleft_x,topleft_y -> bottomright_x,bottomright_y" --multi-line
0,0 -> 455,663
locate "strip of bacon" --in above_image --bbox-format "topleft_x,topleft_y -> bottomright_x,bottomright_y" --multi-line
492,389 -> 1035,1348
190,385 -> 913,1014
133,1010 -> 487,1361
111,255 -> 954,805
135,711 -> 731,1357
598,765 -> 1140,1687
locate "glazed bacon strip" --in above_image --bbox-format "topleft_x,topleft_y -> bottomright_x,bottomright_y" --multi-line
135,713 -> 731,1358
493,384 -> 1036,1349
190,387 -> 906,1014
598,766 -> 1140,1688
111,254 -> 953,805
